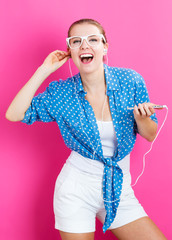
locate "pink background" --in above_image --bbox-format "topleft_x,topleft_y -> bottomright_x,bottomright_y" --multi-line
1,0 -> 172,239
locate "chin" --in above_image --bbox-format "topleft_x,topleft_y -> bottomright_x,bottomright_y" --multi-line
78,62 -> 104,74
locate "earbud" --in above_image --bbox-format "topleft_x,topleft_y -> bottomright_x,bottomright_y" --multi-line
104,49 -> 108,54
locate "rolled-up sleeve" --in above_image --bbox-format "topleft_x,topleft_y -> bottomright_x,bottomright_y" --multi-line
133,72 -> 158,133
21,80 -> 59,125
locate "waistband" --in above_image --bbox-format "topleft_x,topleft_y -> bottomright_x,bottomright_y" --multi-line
66,151 -> 130,177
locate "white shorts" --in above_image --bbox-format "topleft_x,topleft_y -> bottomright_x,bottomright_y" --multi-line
53,160 -> 148,233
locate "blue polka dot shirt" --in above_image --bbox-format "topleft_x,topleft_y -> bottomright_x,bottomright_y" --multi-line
21,63 -> 158,233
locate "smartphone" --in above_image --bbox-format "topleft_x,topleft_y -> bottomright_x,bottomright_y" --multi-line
127,105 -> 166,110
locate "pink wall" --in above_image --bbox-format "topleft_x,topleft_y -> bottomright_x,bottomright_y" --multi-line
1,0 -> 172,239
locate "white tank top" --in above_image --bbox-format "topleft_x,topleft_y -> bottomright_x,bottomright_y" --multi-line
96,120 -> 117,157
66,121 -> 130,176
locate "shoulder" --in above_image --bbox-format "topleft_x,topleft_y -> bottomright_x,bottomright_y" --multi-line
47,76 -> 74,94
107,65 -> 145,87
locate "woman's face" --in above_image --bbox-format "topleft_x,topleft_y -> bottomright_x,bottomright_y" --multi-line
67,23 -> 108,74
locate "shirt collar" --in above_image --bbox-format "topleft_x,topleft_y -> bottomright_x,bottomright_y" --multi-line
72,63 -> 120,95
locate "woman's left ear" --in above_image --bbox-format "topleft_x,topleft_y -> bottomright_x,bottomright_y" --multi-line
104,49 -> 108,54
103,43 -> 109,55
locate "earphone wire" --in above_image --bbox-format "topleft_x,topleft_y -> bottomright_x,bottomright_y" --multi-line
131,105 -> 168,187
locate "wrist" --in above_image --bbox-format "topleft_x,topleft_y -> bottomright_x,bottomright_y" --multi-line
135,116 -> 152,128
38,64 -> 52,77
135,116 -> 151,123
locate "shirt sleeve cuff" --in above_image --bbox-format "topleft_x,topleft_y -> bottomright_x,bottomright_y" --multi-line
20,106 -> 32,124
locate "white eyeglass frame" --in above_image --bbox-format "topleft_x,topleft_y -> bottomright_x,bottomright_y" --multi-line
66,34 -> 106,49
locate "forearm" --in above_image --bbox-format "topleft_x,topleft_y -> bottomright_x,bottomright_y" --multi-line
135,117 -> 158,142
5,65 -> 51,122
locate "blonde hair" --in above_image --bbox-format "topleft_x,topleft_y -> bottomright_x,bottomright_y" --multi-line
68,18 -> 107,43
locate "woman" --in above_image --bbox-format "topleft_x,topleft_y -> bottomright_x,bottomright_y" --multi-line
6,18 -> 167,240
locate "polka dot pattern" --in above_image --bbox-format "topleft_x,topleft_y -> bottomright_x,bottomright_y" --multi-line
21,63 -> 158,233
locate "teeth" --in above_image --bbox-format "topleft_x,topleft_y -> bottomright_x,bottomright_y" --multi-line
80,54 -> 93,58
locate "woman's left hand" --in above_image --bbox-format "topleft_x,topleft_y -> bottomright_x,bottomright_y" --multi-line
133,102 -> 156,122
133,102 -> 160,141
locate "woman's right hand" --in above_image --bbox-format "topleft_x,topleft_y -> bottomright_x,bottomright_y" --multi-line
40,50 -> 71,74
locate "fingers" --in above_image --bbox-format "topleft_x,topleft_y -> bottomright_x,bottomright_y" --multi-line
52,50 -> 71,57
51,52 -> 70,65
133,102 -> 156,119
133,105 -> 140,115
51,50 -> 68,54
148,104 -> 156,114
60,55 -> 70,65
42,50 -> 71,73
55,51 -> 71,60
139,103 -> 152,117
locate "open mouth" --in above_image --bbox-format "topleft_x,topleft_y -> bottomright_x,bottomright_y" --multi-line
79,53 -> 94,64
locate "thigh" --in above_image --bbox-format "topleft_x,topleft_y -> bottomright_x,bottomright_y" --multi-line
54,163 -> 102,234
110,216 -> 167,240
97,177 -> 148,229
59,230 -> 94,240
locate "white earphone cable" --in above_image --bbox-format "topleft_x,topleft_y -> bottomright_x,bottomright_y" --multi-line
131,106 -> 168,187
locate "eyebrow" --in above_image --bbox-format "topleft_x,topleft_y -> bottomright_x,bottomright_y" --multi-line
68,34 -> 101,38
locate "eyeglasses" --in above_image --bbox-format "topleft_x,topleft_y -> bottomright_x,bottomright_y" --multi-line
66,34 -> 106,49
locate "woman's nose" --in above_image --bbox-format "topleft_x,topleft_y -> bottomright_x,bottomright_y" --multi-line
80,39 -> 89,49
